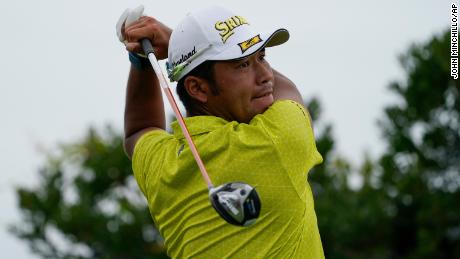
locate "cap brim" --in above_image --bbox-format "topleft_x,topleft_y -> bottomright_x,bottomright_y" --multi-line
210,28 -> 290,61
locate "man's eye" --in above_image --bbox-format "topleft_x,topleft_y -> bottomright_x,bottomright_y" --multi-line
259,53 -> 266,61
238,61 -> 250,68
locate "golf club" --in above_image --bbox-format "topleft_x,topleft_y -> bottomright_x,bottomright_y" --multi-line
141,39 -> 261,226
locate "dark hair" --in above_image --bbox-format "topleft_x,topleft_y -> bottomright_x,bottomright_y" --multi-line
176,60 -> 219,115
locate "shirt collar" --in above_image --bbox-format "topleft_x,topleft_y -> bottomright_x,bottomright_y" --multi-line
171,115 -> 230,139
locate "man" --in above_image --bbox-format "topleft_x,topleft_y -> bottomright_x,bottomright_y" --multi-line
117,5 -> 324,258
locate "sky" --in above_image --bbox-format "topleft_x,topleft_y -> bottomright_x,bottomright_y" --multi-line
0,0 -> 451,258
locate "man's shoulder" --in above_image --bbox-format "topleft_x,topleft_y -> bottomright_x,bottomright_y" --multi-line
133,129 -> 173,159
136,128 -> 172,144
250,99 -> 311,130
270,99 -> 308,115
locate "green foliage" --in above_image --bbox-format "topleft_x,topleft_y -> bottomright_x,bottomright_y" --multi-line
307,98 -> 393,258
309,29 -> 460,258
10,127 -> 168,259
376,29 -> 460,258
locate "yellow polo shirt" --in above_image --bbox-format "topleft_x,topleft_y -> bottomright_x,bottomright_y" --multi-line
132,100 -> 324,258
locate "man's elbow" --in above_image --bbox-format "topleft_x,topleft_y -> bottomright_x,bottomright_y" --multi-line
123,138 -> 134,160
123,127 -> 160,160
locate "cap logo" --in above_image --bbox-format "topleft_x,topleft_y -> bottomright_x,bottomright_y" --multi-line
214,16 -> 249,43
167,44 -> 212,81
172,46 -> 196,67
238,34 -> 262,53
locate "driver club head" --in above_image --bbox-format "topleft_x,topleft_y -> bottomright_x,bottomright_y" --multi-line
209,182 -> 261,226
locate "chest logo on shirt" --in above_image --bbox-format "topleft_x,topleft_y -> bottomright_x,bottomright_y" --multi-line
238,34 -> 262,53
177,144 -> 185,156
215,15 -> 249,43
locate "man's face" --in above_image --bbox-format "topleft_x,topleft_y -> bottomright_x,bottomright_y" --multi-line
206,49 -> 275,123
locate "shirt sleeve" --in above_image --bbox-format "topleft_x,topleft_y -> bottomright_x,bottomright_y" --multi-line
132,130 -> 172,196
250,100 -> 323,173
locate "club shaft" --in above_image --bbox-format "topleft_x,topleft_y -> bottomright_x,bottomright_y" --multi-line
143,44 -> 213,189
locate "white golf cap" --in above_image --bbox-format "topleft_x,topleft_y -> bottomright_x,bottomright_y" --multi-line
167,6 -> 289,81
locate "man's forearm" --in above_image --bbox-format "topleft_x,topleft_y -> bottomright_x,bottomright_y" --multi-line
124,65 -> 166,138
272,69 -> 304,105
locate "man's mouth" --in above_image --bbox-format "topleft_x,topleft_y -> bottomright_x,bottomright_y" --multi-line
251,89 -> 274,112
253,90 -> 273,99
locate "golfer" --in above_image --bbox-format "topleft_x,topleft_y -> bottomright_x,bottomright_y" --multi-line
117,5 -> 324,258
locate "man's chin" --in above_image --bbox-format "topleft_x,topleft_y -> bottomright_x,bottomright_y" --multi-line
252,93 -> 274,114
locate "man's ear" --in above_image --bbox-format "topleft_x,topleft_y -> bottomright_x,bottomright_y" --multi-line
184,76 -> 211,103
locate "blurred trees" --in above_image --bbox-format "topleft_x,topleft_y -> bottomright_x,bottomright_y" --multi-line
376,29 -> 459,258
310,29 -> 460,258
10,128 -> 168,258
11,29 -> 459,258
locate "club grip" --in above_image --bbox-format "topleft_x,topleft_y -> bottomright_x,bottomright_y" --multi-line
141,38 -> 154,56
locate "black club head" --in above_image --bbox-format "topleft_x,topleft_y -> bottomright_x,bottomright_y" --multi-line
209,182 -> 261,226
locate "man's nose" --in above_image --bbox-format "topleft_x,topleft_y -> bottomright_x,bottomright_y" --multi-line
255,60 -> 274,86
